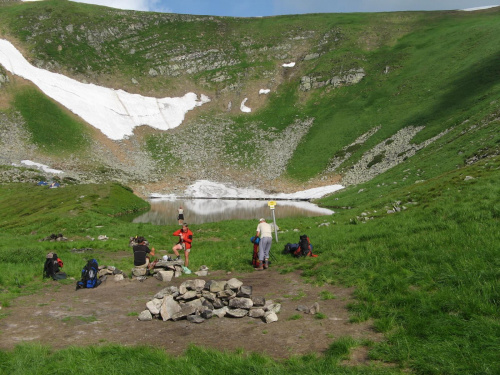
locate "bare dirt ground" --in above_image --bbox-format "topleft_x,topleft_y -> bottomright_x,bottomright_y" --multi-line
0,266 -> 383,363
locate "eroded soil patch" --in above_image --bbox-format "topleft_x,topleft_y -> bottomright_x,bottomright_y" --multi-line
0,268 -> 382,361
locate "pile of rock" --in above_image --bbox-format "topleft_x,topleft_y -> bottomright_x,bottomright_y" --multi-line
131,258 -> 185,278
97,265 -> 127,282
39,233 -> 68,242
138,278 -> 280,324
70,247 -> 94,254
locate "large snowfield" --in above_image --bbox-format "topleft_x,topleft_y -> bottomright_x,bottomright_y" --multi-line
0,38 -> 343,199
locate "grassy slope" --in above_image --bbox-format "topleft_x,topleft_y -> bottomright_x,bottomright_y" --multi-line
10,86 -> 90,153
0,155 -> 498,374
284,10 -> 500,180
3,2 -> 498,180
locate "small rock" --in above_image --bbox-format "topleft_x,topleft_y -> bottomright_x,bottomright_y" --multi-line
138,310 -> 152,321
212,306 -> 229,318
237,285 -> 252,298
266,303 -> 281,314
248,308 -> 265,318
226,308 -> 248,318
187,315 -> 205,324
252,296 -> 265,307
264,311 -> 278,323
132,267 -> 147,277
226,278 -> 243,290
296,305 -> 310,313
200,310 -> 213,319
228,297 -> 253,309
309,302 -> 320,315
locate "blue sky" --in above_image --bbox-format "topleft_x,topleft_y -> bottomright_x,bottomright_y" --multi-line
58,1 -> 499,17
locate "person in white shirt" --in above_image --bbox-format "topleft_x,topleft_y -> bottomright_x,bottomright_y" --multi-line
255,218 -> 272,270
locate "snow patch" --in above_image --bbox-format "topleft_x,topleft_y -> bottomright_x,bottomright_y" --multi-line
259,89 -> 270,94
282,62 -> 296,68
0,39 -> 210,140
19,160 -> 63,174
240,98 -> 252,113
177,180 -> 344,200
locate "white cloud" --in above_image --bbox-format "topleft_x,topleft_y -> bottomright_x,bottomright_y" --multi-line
22,0 -> 173,13
68,0 -> 151,11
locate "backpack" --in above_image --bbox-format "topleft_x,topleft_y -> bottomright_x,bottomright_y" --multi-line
294,235 -> 313,257
76,259 -> 101,290
43,252 -> 67,280
250,236 -> 260,245
283,243 -> 299,255
250,237 -> 260,266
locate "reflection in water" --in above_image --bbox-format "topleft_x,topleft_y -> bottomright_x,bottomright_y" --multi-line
132,199 -> 334,225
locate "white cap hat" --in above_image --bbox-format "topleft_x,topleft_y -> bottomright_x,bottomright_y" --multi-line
259,218 -> 265,222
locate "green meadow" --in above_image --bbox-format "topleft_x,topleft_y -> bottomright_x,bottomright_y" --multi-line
0,154 -> 498,374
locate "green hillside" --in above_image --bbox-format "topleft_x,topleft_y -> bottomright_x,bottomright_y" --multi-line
0,1 -> 498,185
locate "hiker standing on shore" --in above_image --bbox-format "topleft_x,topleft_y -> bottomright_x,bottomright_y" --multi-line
254,218 -> 272,271
177,206 -> 184,225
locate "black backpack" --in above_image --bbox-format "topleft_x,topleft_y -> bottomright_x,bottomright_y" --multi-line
43,253 -> 59,279
76,259 -> 101,290
294,235 -> 312,257
43,252 -> 67,280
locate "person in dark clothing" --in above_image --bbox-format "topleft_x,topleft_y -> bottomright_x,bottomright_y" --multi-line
43,252 -> 67,280
133,236 -> 155,268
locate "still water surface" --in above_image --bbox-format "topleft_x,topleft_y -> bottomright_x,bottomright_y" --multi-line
132,199 -> 334,225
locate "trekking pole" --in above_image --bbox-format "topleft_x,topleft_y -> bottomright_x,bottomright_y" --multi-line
269,251 -> 278,263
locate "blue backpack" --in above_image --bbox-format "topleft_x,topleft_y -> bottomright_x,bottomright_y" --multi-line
76,259 -> 101,290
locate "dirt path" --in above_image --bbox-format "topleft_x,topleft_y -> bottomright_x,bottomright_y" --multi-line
0,268 -> 382,362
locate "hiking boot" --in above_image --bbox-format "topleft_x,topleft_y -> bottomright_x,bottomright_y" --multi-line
263,259 -> 269,269
254,260 -> 263,271
175,256 -> 181,261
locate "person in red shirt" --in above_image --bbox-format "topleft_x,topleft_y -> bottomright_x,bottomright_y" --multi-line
172,223 -> 193,268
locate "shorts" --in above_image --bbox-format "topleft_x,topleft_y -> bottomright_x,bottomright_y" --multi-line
135,258 -> 150,268
178,214 -> 184,220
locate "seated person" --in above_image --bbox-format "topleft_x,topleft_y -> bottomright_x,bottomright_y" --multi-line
133,236 -> 155,268
43,252 -> 67,280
